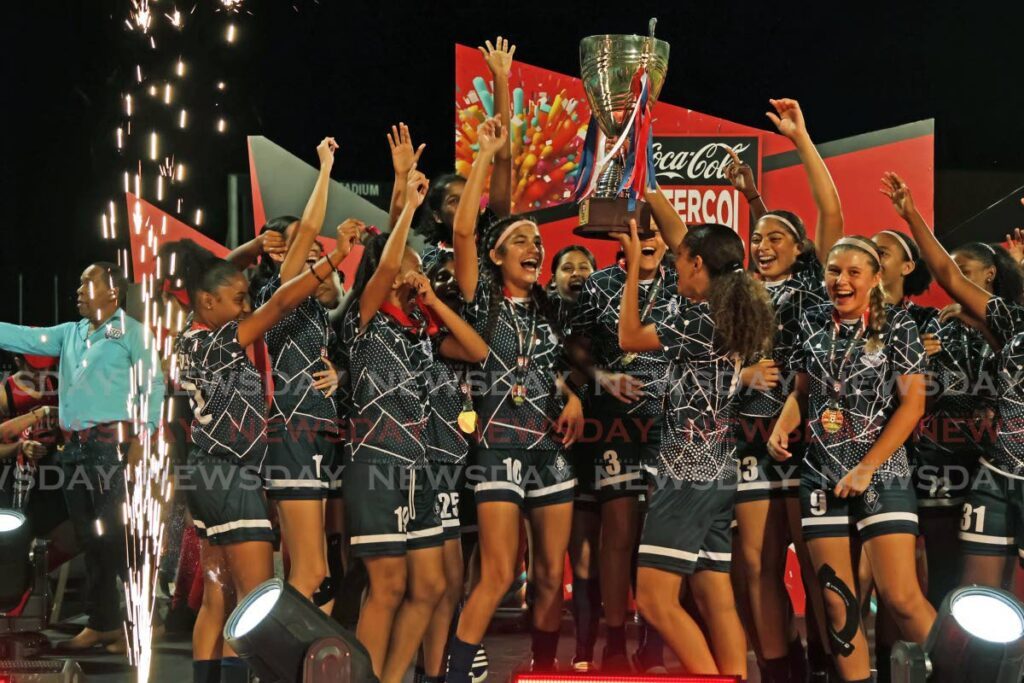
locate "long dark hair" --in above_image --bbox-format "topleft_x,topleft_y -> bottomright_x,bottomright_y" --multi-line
954,242 -> 1024,304
684,224 -> 773,360
549,245 -> 597,279
480,215 -> 560,343
756,210 -> 818,272
876,229 -> 932,297
157,240 -> 240,304
414,173 -> 464,245
336,233 -> 390,328
250,215 -> 300,297
829,236 -> 887,354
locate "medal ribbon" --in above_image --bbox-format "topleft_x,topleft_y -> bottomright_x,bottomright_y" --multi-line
825,310 -> 869,407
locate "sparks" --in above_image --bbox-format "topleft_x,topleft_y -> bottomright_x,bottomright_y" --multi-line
116,127 -> 124,150
194,208 -> 203,225
163,83 -> 172,105
175,59 -> 185,77
166,8 -> 183,28
178,109 -> 188,129
149,132 -> 158,160
128,0 -> 152,33
218,0 -> 245,12
176,164 -> 186,182
225,24 -> 237,43
216,118 -> 227,133
125,94 -> 133,117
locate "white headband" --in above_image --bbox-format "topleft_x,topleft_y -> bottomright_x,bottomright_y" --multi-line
492,219 -> 538,251
981,243 -> 997,255
834,237 -> 881,264
876,230 -> 915,262
759,214 -> 802,241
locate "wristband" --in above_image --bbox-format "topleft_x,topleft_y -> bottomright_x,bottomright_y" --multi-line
325,250 -> 341,271
746,193 -> 762,202
309,262 -> 327,284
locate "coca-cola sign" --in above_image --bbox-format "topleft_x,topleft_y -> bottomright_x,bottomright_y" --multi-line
652,136 -> 760,185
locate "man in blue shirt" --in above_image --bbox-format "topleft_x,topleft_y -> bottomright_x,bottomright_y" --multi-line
0,262 -> 164,651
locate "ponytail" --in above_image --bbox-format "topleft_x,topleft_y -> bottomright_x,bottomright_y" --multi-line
686,224 -> 774,360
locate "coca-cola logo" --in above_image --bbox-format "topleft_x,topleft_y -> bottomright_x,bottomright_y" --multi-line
652,137 -> 759,185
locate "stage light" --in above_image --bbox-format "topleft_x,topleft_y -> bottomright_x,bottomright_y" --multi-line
224,578 -> 375,683
0,510 -> 32,611
892,585 -> 1024,682
511,675 -> 739,682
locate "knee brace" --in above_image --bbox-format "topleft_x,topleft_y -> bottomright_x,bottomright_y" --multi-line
312,576 -> 337,607
817,563 -> 860,658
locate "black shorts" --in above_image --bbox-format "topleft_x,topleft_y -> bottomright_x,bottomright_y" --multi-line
637,476 -> 735,576
433,463 -> 464,541
735,417 -> 802,503
958,461 -> 1023,561
591,415 -> 661,504
343,461 -> 444,558
911,446 -> 978,516
471,448 -> 576,509
799,472 -> 918,541
572,443 -> 598,510
183,448 -> 275,546
262,431 -> 338,500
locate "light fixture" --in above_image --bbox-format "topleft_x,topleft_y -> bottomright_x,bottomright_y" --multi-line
0,510 -> 32,611
892,585 -> 1024,682
224,578 -> 375,683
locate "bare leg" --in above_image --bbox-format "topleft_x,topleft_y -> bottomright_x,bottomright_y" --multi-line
455,502 -> 521,643
690,569 -> 748,678
636,567 -> 718,674
381,545 -> 447,683
358,555 -> 408,678
421,538 -> 465,677
806,537 -> 872,681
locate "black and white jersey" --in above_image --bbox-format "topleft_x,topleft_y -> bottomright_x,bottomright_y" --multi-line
257,276 -> 338,435
919,317 -> 994,457
548,291 -> 577,336
794,304 -> 925,484
345,306 -> 433,467
426,345 -> 471,465
901,301 -> 941,341
740,262 -> 827,418
571,265 -> 679,419
175,321 -> 267,462
985,296 -> 1024,476
465,279 -> 568,451
655,300 -> 742,482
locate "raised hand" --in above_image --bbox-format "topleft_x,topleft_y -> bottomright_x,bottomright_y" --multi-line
317,137 -> 338,170
766,98 -> 808,141
406,167 -> 429,209
479,36 -> 516,78
723,146 -> 757,197
614,219 -> 643,264
335,219 -> 366,260
1006,228 -> 1024,264
258,229 -> 287,257
476,118 -> 508,157
405,271 -> 438,307
880,171 -> 916,220
387,123 -> 425,177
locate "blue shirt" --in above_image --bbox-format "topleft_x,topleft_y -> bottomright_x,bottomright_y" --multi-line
0,310 -> 165,432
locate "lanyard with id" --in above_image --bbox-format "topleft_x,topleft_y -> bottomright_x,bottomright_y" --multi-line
821,311 -> 869,434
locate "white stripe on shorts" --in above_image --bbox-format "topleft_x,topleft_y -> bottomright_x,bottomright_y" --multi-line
802,516 -> 851,527
351,533 -> 406,546
205,519 -> 273,537
698,550 -> 732,562
474,481 -> 525,497
959,531 -> 1014,546
856,512 -> 918,531
918,497 -> 963,508
441,518 -> 460,528
596,472 -> 642,488
265,479 -> 327,489
737,481 -> 772,491
526,479 -> 577,498
638,544 -> 698,563
407,525 -> 444,540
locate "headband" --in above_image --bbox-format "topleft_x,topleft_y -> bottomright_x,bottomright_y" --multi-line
876,230 -> 915,262
759,214 -> 802,241
491,219 -> 537,251
833,237 -> 881,264
980,243 -> 997,255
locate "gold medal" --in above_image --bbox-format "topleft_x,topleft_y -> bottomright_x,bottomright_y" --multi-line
621,352 -> 638,366
821,407 -> 844,434
457,410 -> 478,434
512,384 -> 526,406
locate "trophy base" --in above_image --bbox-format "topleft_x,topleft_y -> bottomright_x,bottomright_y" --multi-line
574,197 -> 653,240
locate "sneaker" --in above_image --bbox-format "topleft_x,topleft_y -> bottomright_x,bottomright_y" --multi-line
571,657 -> 598,673
529,658 -> 559,672
470,644 -> 489,683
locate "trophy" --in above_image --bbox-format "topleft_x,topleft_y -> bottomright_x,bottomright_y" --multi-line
574,20 -> 670,238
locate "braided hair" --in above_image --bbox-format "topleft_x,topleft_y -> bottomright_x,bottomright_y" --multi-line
479,215 -> 561,344
829,236 -> 887,354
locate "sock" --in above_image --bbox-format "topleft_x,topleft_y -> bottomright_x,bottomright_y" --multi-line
807,637 -> 830,674
220,657 -> 249,683
531,627 -> 560,670
571,577 -> 599,660
446,637 -> 480,683
326,533 -> 343,589
875,644 -> 892,683
192,660 -> 221,683
763,656 -> 790,683
787,636 -> 807,682
604,624 -> 627,657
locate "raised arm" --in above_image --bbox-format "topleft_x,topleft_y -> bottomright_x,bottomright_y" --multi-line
617,222 -> 664,352
239,220 -> 364,348
479,37 -> 515,217
359,169 -> 429,329
882,172 -> 991,322
724,146 -> 768,222
644,186 -> 688,254
0,323 -> 68,357
453,118 -> 508,301
766,99 -> 843,261
227,230 -> 286,270
387,124 -> 426,229
280,137 -> 337,283
407,272 -> 488,363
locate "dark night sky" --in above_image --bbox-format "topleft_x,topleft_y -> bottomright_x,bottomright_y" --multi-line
3,1 -> 1023,325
